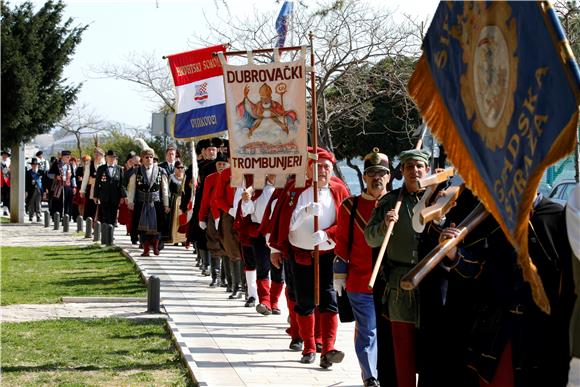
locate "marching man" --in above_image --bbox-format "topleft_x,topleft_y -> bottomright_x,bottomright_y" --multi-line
269,147 -> 350,368
334,148 -> 390,387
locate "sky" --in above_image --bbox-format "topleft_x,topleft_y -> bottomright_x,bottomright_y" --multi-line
14,0 -> 440,132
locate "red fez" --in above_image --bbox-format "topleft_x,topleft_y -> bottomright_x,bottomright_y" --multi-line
308,146 -> 336,164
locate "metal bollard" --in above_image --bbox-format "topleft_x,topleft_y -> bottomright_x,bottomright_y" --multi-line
100,222 -> 108,245
53,212 -> 60,230
147,276 -> 161,313
76,216 -> 83,233
85,218 -> 93,238
106,224 -> 114,245
93,221 -> 100,242
44,211 -> 50,228
63,214 -> 69,232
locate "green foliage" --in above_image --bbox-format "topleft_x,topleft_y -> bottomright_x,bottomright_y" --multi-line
1,0 -> 87,149
329,56 -> 422,162
0,244 -> 146,305
2,318 -> 192,386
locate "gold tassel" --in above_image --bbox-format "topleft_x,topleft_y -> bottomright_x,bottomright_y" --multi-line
408,55 -> 578,315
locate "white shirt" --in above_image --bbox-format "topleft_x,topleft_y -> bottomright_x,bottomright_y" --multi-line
241,182 -> 275,224
288,186 -> 336,251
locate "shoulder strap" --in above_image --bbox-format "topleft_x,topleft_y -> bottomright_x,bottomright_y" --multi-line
347,195 -> 360,257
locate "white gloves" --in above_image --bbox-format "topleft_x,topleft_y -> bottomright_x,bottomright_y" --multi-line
568,357 -> 580,387
241,200 -> 255,217
304,202 -> 323,217
214,217 -> 220,230
311,230 -> 328,246
333,277 -> 346,297
199,221 -> 207,230
227,207 -> 236,217
290,202 -> 323,231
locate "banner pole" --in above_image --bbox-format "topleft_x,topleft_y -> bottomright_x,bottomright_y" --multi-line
309,32 -> 320,307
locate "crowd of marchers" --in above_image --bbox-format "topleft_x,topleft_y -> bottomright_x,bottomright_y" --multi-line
1,140 -> 578,387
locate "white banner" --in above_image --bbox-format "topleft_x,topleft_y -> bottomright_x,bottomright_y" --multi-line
221,55 -> 308,188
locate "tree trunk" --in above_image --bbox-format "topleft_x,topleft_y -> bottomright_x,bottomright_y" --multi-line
346,158 -> 364,194
75,133 -> 82,158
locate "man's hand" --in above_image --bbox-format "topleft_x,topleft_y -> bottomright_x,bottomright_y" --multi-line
127,203 -> 134,211
270,252 -> 282,269
304,202 -> 323,217
80,192 -> 85,198
333,276 -> 346,297
311,230 -> 328,246
384,209 -> 399,225
94,198 -> 100,205
199,221 -> 207,230
439,222 -> 460,260
164,206 -> 170,214
243,84 -> 250,98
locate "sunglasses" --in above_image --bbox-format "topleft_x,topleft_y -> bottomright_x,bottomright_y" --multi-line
365,169 -> 390,178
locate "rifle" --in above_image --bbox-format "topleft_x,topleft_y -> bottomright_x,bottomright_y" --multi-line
399,202 -> 489,290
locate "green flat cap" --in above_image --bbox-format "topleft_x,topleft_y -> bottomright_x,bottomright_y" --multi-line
398,149 -> 430,165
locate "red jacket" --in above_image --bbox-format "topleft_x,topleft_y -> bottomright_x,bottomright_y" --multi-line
268,176 -> 350,261
212,167 -> 235,214
199,172 -> 220,222
335,193 -> 378,294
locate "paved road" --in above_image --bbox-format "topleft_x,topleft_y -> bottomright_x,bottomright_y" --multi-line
0,218 -> 365,386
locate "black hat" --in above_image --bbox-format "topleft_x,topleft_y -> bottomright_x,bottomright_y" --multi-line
61,150 -> 71,156
215,152 -> 229,163
1,150 -> 10,157
209,137 -> 223,147
363,148 -> 390,173
35,150 -> 43,157
106,149 -> 117,157
30,157 -> 39,165
197,139 -> 210,151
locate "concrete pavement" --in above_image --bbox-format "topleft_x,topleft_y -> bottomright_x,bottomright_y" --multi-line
0,217 -> 365,386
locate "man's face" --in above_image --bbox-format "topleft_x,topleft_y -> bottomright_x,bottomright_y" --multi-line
166,149 -> 176,162
402,159 -> 429,192
307,159 -> 333,186
363,168 -> 390,198
61,155 -> 71,164
2,155 -> 8,161
216,161 -> 229,173
205,147 -> 218,160
142,154 -> 153,167
94,152 -> 103,162
106,155 -> 115,165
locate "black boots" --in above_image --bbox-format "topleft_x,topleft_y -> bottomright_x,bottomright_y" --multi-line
228,259 -> 243,299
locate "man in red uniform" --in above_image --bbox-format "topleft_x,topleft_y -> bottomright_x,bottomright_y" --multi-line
269,147 -> 350,367
334,148 -> 390,387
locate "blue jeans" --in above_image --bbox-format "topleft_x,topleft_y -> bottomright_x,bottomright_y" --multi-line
347,291 -> 378,381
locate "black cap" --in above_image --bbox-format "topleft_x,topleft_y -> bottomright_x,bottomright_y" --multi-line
209,137 -> 223,147
106,149 -> 117,157
30,157 -> 39,165
61,150 -> 71,156
215,152 -> 228,163
36,151 -> 43,157
1,150 -> 10,157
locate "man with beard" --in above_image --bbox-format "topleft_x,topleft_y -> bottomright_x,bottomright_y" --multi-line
365,149 -> 431,387
334,148 -> 390,387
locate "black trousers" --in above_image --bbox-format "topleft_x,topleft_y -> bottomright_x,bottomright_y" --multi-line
290,251 -> 337,316
252,235 -> 283,282
283,255 -> 296,302
99,201 -> 119,225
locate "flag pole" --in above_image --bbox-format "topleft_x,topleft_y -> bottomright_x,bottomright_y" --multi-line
309,31 -> 320,306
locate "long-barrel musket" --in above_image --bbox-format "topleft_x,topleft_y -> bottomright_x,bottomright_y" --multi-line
399,202 -> 489,291
368,166 -> 457,289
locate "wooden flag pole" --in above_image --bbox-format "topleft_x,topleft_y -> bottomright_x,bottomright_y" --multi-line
309,31 -> 320,306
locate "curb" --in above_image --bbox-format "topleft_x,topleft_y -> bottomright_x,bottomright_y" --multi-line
61,296 -> 148,303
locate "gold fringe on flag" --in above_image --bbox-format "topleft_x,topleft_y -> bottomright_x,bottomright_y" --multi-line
407,55 -> 580,315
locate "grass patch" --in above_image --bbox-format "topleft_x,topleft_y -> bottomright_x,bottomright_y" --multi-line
1,318 -> 192,386
1,245 -> 146,305
0,217 -> 9,223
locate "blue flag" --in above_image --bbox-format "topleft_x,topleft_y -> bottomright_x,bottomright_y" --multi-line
409,1 -> 580,313
275,1 -> 294,48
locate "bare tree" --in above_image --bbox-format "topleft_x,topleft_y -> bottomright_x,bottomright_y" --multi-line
90,52 -> 175,113
195,0 -> 422,152
55,103 -> 106,157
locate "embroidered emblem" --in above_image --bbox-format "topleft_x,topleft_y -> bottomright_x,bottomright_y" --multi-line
459,2 -> 518,151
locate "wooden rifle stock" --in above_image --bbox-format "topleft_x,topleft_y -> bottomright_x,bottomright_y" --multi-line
368,189 -> 404,289
399,202 -> 489,290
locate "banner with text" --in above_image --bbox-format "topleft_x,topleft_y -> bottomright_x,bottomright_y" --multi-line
220,55 -> 307,188
167,45 -> 227,139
